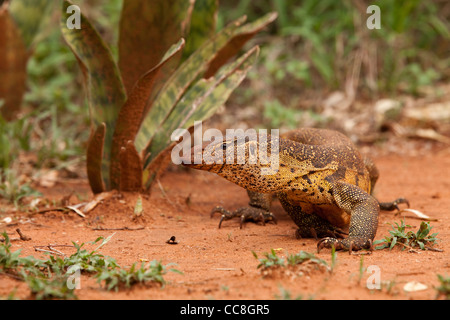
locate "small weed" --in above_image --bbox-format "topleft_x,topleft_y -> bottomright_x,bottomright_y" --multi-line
24,274 -> 77,300
45,234 -> 118,274
374,220 -> 439,251
435,274 -> 450,300
253,249 -> 329,275
252,249 -> 285,270
0,232 -> 181,299
96,260 -> 182,291
286,250 -> 328,270
0,232 -> 73,299
0,232 -> 44,275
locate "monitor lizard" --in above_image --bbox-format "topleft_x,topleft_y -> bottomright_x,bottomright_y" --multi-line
182,128 -> 408,253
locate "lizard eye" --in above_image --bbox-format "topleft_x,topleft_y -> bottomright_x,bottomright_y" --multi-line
221,142 -> 228,150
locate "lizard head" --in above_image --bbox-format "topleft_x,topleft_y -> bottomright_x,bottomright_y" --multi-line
181,133 -> 296,193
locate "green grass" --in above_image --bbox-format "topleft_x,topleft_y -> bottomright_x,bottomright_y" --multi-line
252,249 -> 286,270
374,220 -> 439,251
219,0 -> 449,132
96,260 -> 182,291
253,249 -> 329,271
24,274 -> 78,300
0,233 -> 181,299
286,250 -> 328,269
220,0 -> 449,95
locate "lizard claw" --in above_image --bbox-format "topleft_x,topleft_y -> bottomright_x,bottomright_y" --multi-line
240,211 -> 276,228
211,206 -> 276,229
317,237 -> 374,254
317,237 -> 343,253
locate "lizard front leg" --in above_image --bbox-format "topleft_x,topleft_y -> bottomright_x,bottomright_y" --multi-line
317,181 -> 379,253
210,190 -> 277,229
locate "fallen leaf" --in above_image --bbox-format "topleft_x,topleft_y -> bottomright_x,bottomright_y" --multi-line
412,128 -> 450,144
2,217 -> 12,224
398,208 -> 437,221
82,190 -> 117,213
65,205 -> 86,218
403,281 -> 427,292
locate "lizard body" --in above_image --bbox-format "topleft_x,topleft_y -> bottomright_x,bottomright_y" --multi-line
182,128 -> 407,252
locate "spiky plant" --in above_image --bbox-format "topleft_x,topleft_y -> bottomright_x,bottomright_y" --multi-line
61,0 -> 276,193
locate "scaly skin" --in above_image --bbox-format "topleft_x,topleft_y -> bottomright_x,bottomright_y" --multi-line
182,128 -> 408,252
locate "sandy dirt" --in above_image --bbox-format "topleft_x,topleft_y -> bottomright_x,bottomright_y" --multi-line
0,153 -> 449,300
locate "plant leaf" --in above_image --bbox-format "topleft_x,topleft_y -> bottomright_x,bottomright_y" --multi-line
204,11 -> 277,78
142,46 -> 260,188
417,241 -> 425,250
135,13 -> 276,153
389,236 -> 397,250
0,3 -> 28,121
87,123 -> 106,194
141,143 -> 175,191
399,208 -> 435,221
118,0 -> 194,95
109,39 -> 185,189
134,15 -> 248,152
60,0 -> 127,189
182,0 -> 218,61
119,141 -> 143,192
